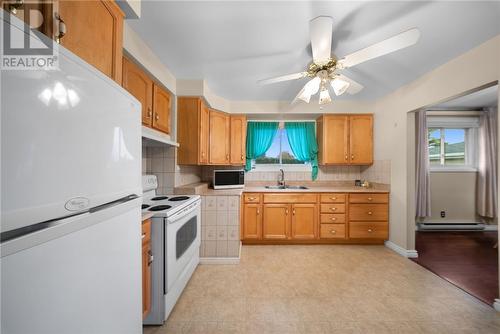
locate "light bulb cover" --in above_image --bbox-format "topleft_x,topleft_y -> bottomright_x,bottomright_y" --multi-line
319,87 -> 331,105
331,78 -> 350,96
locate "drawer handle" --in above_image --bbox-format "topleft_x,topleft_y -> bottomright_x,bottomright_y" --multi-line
368,229 -> 373,233
367,211 -> 373,215
368,197 -> 373,201
331,217 -> 337,221
330,197 -> 337,200
330,230 -> 336,234
248,197 -> 256,200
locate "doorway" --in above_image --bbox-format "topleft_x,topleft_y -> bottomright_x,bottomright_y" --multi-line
412,85 -> 499,305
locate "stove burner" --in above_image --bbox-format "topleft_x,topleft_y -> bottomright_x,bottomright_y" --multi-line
142,204 -> 150,210
148,205 -> 172,212
151,196 -> 168,201
169,196 -> 190,202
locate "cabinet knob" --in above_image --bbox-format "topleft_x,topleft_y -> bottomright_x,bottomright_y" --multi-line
155,113 -> 160,120
141,233 -> 146,239
285,209 -> 289,215
331,217 -> 337,221
257,209 -> 260,215
367,211 -> 373,215
368,229 -> 373,233
241,155 -> 244,160
368,197 -> 373,201
248,197 -> 256,201
147,250 -> 153,265
330,207 -> 337,211
351,154 -> 355,159
330,230 -> 336,234
330,197 -> 337,200
55,12 -> 66,44
226,154 -> 229,160
292,209 -> 296,215
345,155 -> 348,160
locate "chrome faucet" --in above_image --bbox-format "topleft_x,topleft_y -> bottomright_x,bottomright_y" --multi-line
278,169 -> 285,187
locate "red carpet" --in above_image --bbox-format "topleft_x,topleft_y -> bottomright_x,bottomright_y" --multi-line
412,231 -> 498,305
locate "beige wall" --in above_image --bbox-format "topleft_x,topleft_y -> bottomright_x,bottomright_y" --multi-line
423,172 -> 479,224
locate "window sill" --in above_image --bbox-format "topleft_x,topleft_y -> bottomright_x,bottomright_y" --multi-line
430,167 -> 478,173
250,164 -> 312,172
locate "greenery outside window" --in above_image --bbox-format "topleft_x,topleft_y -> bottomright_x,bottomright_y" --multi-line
254,127 -> 307,165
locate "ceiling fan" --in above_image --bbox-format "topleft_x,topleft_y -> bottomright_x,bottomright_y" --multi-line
258,16 -> 420,105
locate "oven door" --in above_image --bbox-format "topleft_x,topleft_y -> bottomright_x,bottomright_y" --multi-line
165,200 -> 201,292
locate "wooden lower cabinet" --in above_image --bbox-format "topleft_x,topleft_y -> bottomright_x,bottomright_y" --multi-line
262,204 -> 289,240
241,192 -> 389,244
142,219 -> 152,319
242,204 -> 262,239
291,204 -> 317,239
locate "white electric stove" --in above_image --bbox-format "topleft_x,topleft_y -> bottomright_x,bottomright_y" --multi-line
142,175 -> 201,325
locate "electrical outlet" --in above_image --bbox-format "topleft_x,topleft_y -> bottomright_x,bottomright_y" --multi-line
440,211 -> 446,218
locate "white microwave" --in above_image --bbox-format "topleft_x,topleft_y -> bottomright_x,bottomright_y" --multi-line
213,170 -> 245,189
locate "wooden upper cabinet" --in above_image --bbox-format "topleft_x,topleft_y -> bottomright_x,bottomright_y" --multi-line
242,204 -> 262,240
152,84 -> 171,134
199,102 -> 209,164
230,115 -> 247,165
318,115 -> 349,165
122,57 -> 153,125
317,114 -> 373,165
177,97 -> 209,165
349,115 -> 373,164
58,1 -> 124,83
209,109 -> 230,165
291,204 -> 317,240
262,204 -> 289,240
1,1 -> 54,37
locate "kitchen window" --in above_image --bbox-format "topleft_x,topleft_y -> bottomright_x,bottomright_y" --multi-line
254,127 -> 305,165
427,116 -> 479,171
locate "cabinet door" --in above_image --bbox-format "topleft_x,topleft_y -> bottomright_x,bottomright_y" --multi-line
1,1 -> 54,38
58,1 -> 124,83
242,204 -> 262,240
230,115 -> 247,165
199,102 -> 209,164
291,204 -> 317,239
262,204 -> 289,240
142,242 -> 151,319
152,84 -> 171,134
209,110 -> 230,164
321,116 -> 349,164
349,115 -> 373,164
122,57 -> 153,125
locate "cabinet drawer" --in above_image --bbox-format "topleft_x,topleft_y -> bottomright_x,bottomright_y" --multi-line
244,193 -> 261,203
320,204 -> 345,214
349,193 -> 388,204
320,193 -> 346,203
349,222 -> 388,239
142,219 -> 151,244
263,193 -> 317,203
349,204 -> 388,221
320,214 -> 345,224
320,224 -> 346,239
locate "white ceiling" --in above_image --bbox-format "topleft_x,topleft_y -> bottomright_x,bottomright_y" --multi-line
128,1 -> 500,101
432,85 -> 498,110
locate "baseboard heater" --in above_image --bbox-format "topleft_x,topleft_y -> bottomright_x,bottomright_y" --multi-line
418,223 -> 485,231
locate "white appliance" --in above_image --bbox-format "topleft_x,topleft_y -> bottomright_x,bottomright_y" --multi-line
213,169 -> 245,189
1,13 -> 143,334
142,175 -> 201,325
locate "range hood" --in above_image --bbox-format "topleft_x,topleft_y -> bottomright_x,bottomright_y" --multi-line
142,126 -> 179,147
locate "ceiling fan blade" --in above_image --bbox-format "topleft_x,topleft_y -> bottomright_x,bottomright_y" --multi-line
336,74 -> 364,95
310,16 -> 333,65
339,28 -> 420,68
258,72 -> 308,85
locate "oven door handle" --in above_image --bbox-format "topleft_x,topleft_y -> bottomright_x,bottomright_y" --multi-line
168,201 -> 200,222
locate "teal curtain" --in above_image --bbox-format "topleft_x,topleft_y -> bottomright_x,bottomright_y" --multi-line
245,122 -> 279,171
285,122 -> 319,180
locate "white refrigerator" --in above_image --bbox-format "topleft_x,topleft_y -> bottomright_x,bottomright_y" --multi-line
1,13 -> 143,334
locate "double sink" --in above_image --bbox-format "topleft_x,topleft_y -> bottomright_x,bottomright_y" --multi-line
264,185 -> 308,190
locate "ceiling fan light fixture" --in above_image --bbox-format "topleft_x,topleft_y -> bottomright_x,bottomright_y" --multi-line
331,78 -> 350,96
303,77 -> 321,96
319,87 -> 331,105
295,87 -> 311,103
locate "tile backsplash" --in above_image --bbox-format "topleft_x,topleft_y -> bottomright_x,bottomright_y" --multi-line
142,145 -> 201,194
201,160 -> 391,185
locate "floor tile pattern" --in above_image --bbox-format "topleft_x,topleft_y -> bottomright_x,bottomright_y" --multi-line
145,245 -> 500,334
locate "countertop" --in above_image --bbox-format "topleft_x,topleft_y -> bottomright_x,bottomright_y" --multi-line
174,181 -> 390,195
